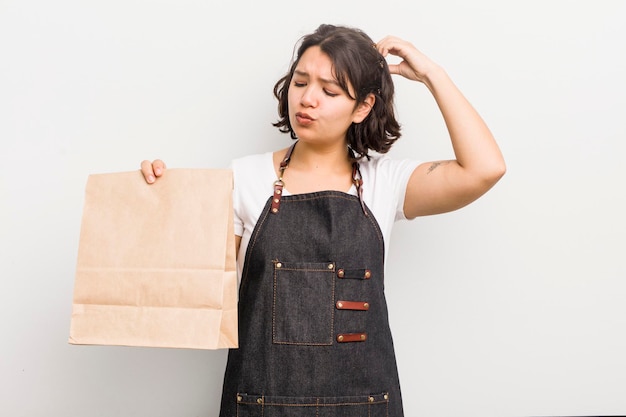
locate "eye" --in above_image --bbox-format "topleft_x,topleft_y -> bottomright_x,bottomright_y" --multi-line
293,80 -> 306,88
324,89 -> 339,97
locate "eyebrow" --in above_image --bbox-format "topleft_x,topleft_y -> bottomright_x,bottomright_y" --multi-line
293,69 -> 339,86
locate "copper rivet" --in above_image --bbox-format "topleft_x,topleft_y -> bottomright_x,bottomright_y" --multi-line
274,198 -> 279,203
237,395 -> 242,402
257,398 -> 263,404
360,334 -> 366,340
276,262 -> 282,268
368,396 -> 374,402
272,208 -> 278,213
338,269 -> 345,278
363,303 -> 369,309
384,394 -> 389,400
327,263 -> 334,270
337,335 -> 344,342
276,189 -> 281,195
364,270 -> 371,278
337,302 -> 343,308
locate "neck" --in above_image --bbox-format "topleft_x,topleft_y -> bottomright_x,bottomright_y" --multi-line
289,140 -> 351,172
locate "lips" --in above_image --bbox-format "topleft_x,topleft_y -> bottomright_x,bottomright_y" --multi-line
295,112 -> 314,125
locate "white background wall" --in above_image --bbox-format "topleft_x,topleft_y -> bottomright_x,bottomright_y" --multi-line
1,1 -> 625,416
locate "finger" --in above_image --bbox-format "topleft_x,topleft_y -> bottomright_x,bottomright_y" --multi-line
375,35 -> 401,57
386,63 -> 402,76
152,159 -> 166,177
374,39 -> 390,57
140,160 -> 157,184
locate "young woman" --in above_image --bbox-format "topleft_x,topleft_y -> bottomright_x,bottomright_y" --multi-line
142,24 -> 505,417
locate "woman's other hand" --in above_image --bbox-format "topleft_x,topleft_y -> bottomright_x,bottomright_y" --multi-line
140,159 -> 166,184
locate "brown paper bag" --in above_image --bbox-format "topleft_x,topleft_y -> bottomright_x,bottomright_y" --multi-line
69,169 -> 238,349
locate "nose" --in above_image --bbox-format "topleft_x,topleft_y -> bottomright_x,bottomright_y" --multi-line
299,85 -> 318,108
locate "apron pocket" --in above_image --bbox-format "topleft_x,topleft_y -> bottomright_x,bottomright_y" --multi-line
237,392 -> 389,417
272,260 -> 335,345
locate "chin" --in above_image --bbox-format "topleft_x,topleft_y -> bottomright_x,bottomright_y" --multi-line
291,129 -> 313,142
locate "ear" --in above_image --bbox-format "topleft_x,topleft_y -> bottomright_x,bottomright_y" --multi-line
352,93 -> 376,124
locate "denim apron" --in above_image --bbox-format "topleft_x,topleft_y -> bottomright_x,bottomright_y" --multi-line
219,143 -> 404,417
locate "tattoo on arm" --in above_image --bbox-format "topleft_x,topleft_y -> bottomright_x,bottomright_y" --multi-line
427,161 -> 448,174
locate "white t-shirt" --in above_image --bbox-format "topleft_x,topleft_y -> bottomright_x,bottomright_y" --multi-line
232,151 -> 420,279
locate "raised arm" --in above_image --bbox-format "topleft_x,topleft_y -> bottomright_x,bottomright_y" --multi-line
376,36 -> 506,219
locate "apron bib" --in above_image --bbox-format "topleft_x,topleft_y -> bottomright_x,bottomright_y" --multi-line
220,144 -> 404,417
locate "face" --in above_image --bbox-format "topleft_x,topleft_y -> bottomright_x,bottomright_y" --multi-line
288,46 -> 372,146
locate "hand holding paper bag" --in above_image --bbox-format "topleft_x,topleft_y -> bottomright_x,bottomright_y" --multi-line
69,169 -> 238,349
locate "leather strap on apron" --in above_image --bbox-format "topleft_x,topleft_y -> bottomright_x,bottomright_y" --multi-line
271,141 -> 368,215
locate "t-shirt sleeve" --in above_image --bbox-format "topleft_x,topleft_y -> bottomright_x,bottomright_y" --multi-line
229,160 -> 245,238
230,152 -> 275,239
371,155 -> 420,222
358,154 -> 420,263
392,158 -> 420,222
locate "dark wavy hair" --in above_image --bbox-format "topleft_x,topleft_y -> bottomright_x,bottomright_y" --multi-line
272,24 -> 401,159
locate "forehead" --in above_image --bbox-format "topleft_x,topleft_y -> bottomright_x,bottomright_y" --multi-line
294,46 -> 335,79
